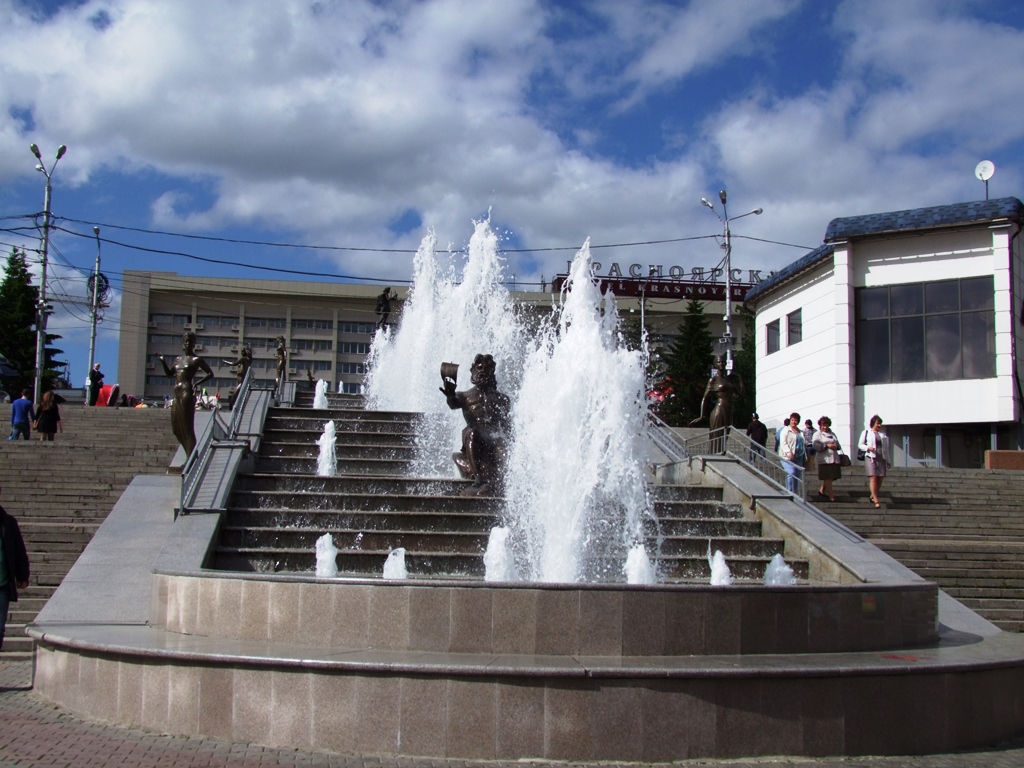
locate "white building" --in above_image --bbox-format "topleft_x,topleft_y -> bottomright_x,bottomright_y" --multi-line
745,197 -> 1024,469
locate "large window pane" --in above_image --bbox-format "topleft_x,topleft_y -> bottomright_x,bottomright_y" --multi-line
961,276 -> 994,311
857,287 -> 889,320
890,284 -> 923,317
787,309 -> 802,345
926,314 -> 961,380
891,316 -> 925,381
926,281 -> 959,314
856,319 -> 890,384
962,310 -> 996,378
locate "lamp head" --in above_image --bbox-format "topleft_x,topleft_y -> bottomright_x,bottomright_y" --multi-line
93,226 -> 100,236
700,197 -> 713,209
753,208 -> 763,215
35,164 -> 44,173
29,143 -> 41,160
56,145 -> 67,160
719,189 -> 727,205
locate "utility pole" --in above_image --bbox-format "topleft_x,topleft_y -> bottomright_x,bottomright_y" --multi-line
29,143 -> 66,403
700,191 -> 762,370
87,227 -> 102,403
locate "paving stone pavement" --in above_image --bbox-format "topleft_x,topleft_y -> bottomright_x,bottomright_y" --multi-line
1,661 -> 1023,768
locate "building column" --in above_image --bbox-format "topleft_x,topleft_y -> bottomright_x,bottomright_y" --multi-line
832,241 -> 855,450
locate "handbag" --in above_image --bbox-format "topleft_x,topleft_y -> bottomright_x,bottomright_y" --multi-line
839,451 -> 852,467
856,430 -> 867,461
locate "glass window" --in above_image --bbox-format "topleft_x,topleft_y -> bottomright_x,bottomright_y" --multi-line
314,340 -> 333,351
925,281 -> 959,314
787,309 -> 802,345
341,382 -> 363,394
149,314 -> 172,325
889,284 -> 923,317
855,319 -> 891,384
292,319 -> 315,329
766,320 -> 780,355
292,339 -> 314,350
312,361 -> 332,371
337,362 -> 366,374
962,310 -> 996,378
961,276 -> 995,311
857,287 -> 889,320
315,319 -> 333,330
926,314 -> 961,380
890,316 -> 924,382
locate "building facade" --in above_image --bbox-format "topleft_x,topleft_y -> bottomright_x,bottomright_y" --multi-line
746,197 -> 1024,468
119,270 -> 749,402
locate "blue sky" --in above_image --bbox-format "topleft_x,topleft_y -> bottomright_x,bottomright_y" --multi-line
2,0 -> 1023,386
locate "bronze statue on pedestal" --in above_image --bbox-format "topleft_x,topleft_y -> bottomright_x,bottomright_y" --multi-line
439,354 -> 511,497
689,354 -> 743,452
159,331 -> 215,458
221,345 -> 253,410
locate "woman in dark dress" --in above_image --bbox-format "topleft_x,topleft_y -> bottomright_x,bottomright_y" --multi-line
35,390 -> 63,442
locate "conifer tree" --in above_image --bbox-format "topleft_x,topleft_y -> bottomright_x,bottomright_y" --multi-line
659,299 -> 715,426
0,247 -> 65,393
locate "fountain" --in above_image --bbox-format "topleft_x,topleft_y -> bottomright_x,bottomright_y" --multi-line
315,420 -> 336,477
367,222 -> 654,583
312,378 -> 329,409
28,216 -> 1024,763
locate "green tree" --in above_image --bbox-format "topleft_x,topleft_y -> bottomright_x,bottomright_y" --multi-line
659,299 -> 715,426
731,306 -> 757,427
0,247 -> 65,394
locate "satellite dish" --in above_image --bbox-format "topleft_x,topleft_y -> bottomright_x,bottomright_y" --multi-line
975,160 -> 995,181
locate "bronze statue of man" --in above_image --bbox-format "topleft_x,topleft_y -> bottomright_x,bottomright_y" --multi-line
440,354 -> 511,496
221,344 -> 253,409
159,331 -> 215,458
689,354 -> 744,449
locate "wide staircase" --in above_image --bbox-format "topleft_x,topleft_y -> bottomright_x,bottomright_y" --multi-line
0,403 -> 179,657
214,393 -> 807,582
818,467 -> 1024,632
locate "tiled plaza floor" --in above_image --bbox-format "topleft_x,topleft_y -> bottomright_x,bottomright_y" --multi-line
1,660 -> 1022,768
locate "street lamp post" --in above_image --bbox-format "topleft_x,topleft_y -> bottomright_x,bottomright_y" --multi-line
29,143 -> 66,403
700,190 -> 762,370
86,227 -> 102,404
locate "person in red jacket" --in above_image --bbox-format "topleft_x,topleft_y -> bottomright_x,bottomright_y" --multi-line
0,483 -> 30,651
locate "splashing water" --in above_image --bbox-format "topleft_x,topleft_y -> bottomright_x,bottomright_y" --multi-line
365,222 -> 526,476
624,544 -> 656,585
366,222 -> 653,584
484,526 -> 515,582
316,421 -> 337,477
383,548 -> 408,580
763,553 -> 797,585
315,533 -> 339,578
708,541 -> 733,586
313,379 -> 329,410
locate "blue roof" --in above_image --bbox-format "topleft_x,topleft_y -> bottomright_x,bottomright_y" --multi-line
745,197 -> 1024,306
825,197 -> 1023,241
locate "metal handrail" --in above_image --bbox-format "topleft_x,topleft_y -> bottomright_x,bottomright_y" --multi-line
179,409 -> 229,516
226,367 -> 254,439
649,418 -> 807,502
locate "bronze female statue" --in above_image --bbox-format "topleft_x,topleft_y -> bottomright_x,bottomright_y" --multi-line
689,354 -> 744,443
159,331 -> 215,458
274,336 -> 287,390
221,345 -> 253,409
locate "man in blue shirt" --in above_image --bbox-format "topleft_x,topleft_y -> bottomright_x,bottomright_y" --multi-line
9,389 -> 35,441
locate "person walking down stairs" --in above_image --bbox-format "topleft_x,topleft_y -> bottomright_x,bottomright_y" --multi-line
0,483 -> 30,651
858,415 -> 890,509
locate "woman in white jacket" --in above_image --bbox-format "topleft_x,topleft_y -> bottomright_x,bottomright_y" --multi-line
857,415 -> 890,508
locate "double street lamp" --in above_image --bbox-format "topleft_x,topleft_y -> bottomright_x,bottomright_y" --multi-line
700,190 -> 762,369
29,143 -> 66,403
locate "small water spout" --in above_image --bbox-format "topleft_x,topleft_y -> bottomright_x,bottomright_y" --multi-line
763,553 -> 797,585
624,543 -> 656,584
313,379 -> 329,409
315,533 -> 339,578
316,421 -> 337,477
708,540 -> 732,586
383,548 -> 408,579
484,526 -> 515,582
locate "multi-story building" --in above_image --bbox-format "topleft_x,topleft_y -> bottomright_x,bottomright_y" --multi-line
746,197 -> 1024,468
118,270 -> 755,402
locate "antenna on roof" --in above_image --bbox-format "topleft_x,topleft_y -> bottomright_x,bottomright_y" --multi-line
975,160 -> 995,200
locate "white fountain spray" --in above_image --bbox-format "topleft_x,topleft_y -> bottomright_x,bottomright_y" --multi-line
313,379 -> 329,410
484,526 -> 515,582
366,223 -> 654,584
763,553 -> 797,585
708,539 -> 733,586
315,533 -> 339,578
365,222 -> 527,476
383,548 -> 408,580
316,421 -> 337,477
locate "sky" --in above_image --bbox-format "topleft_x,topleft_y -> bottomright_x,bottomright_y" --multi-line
1,0 -> 1023,387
